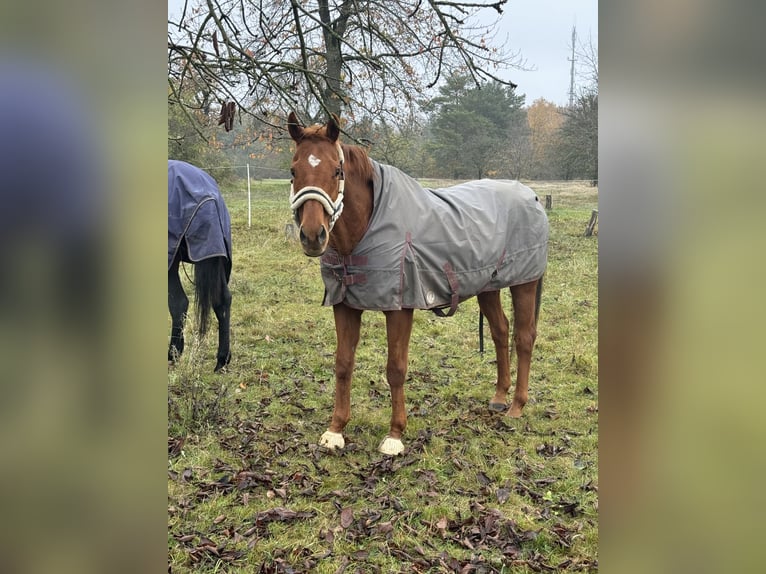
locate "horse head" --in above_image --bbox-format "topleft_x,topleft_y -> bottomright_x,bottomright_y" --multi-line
287,111 -> 345,257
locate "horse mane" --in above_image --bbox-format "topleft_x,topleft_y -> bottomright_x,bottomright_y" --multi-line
342,144 -> 374,185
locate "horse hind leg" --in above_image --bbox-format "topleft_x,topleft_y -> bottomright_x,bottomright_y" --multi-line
212,262 -> 232,372
477,291 -> 512,411
168,257 -> 188,362
195,256 -> 231,372
507,280 -> 540,417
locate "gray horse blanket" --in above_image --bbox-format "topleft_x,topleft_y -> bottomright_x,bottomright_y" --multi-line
168,160 -> 232,270
320,160 -> 548,313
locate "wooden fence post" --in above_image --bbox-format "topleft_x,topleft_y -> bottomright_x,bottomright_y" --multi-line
545,194 -> 552,210
584,209 -> 598,237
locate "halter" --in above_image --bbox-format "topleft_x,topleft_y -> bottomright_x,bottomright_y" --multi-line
289,143 -> 345,231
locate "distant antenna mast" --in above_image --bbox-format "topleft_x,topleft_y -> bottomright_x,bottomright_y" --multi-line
568,25 -> 577,107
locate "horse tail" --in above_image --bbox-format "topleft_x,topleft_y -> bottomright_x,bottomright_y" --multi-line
535,274 -> 544,323
194,256 -> 228,337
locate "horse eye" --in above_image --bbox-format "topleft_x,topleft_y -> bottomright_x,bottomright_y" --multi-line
290,167 -> 295,176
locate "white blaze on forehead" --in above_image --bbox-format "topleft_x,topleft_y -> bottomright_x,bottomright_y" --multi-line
308,154 -> 321,167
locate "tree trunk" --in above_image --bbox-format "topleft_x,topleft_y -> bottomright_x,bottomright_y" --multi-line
318,0 -> 352,117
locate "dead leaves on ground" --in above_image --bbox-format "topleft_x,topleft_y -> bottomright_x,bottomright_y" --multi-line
169,404 -> 597,572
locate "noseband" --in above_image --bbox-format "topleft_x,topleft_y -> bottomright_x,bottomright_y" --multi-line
289,143 -> 345,231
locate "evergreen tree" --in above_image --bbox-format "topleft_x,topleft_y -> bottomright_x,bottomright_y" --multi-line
427,75 -> 525,179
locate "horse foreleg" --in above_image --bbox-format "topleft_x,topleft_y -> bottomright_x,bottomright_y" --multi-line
477,291 -> 511,412
168,260 -> 188,362
508,281 -> 540,417
321,303 -> 363,450
380,309 -> 414,455
213,280 -> 232,372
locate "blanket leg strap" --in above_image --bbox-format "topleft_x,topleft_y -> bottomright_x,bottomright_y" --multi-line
431,262 -> 459,318
479,312 -> 485,353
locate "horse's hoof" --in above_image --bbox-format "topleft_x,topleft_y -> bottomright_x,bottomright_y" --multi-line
319,431 -> 345,450
488,402 -> 508,413
378,436 -> 404,456
214,352 -> 232,372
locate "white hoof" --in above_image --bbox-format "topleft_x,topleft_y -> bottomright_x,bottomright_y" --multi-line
378,436 -> 405,456
319,431 -> 345,450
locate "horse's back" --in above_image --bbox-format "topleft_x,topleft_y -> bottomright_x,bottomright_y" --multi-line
168,160 -> 232,269
423,178 -> 548,256
321,162 -> 548,311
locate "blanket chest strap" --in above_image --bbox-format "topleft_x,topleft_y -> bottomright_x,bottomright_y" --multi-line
342,273 -> 367,286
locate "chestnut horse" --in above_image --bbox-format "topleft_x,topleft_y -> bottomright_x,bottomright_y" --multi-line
287,112 -> 547,455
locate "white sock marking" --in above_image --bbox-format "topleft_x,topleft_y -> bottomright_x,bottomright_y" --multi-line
378,436 -> 405,456
319,430 -> 345,450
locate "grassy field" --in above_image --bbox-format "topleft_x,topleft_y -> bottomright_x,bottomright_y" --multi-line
168,178 -> 598,572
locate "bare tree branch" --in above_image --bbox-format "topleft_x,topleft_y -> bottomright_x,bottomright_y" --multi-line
168,0 -> 525,133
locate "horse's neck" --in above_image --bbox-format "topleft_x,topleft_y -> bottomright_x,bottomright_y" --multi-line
329,166 -> 373,256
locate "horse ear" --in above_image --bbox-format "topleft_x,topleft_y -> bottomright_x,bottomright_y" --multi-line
326,114 -> 341,142
287,111 -> 304,142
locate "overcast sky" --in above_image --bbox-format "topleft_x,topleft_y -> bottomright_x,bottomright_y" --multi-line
496,0 -> 598,106
168,0 -> 598,107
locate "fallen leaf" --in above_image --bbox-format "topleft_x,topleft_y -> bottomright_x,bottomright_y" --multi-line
436,516 -> 448,537
321,528 -> 334,544
168,436 -> 185,457
340,507 -> 354,529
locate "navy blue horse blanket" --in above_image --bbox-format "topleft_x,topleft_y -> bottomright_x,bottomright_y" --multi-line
168,160 -> 232,270
320,160 -> 548,313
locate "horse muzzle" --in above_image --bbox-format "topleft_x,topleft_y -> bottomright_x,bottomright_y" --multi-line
299,223 -> 328,257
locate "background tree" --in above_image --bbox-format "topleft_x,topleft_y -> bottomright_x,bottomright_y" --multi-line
349,113 -> 430,177
426,74 -> 525,179
555,92 -> 598,181
575,32 -> 599,97
504,107 -> 532,179
554,32 -> 598,181
168,0 -> 524,134
526,98 -> 563,180
168,72 -> 232,170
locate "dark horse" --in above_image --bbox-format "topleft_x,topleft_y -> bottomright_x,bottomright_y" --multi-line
168,160 -> 232,372
287,112 -> 548,455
